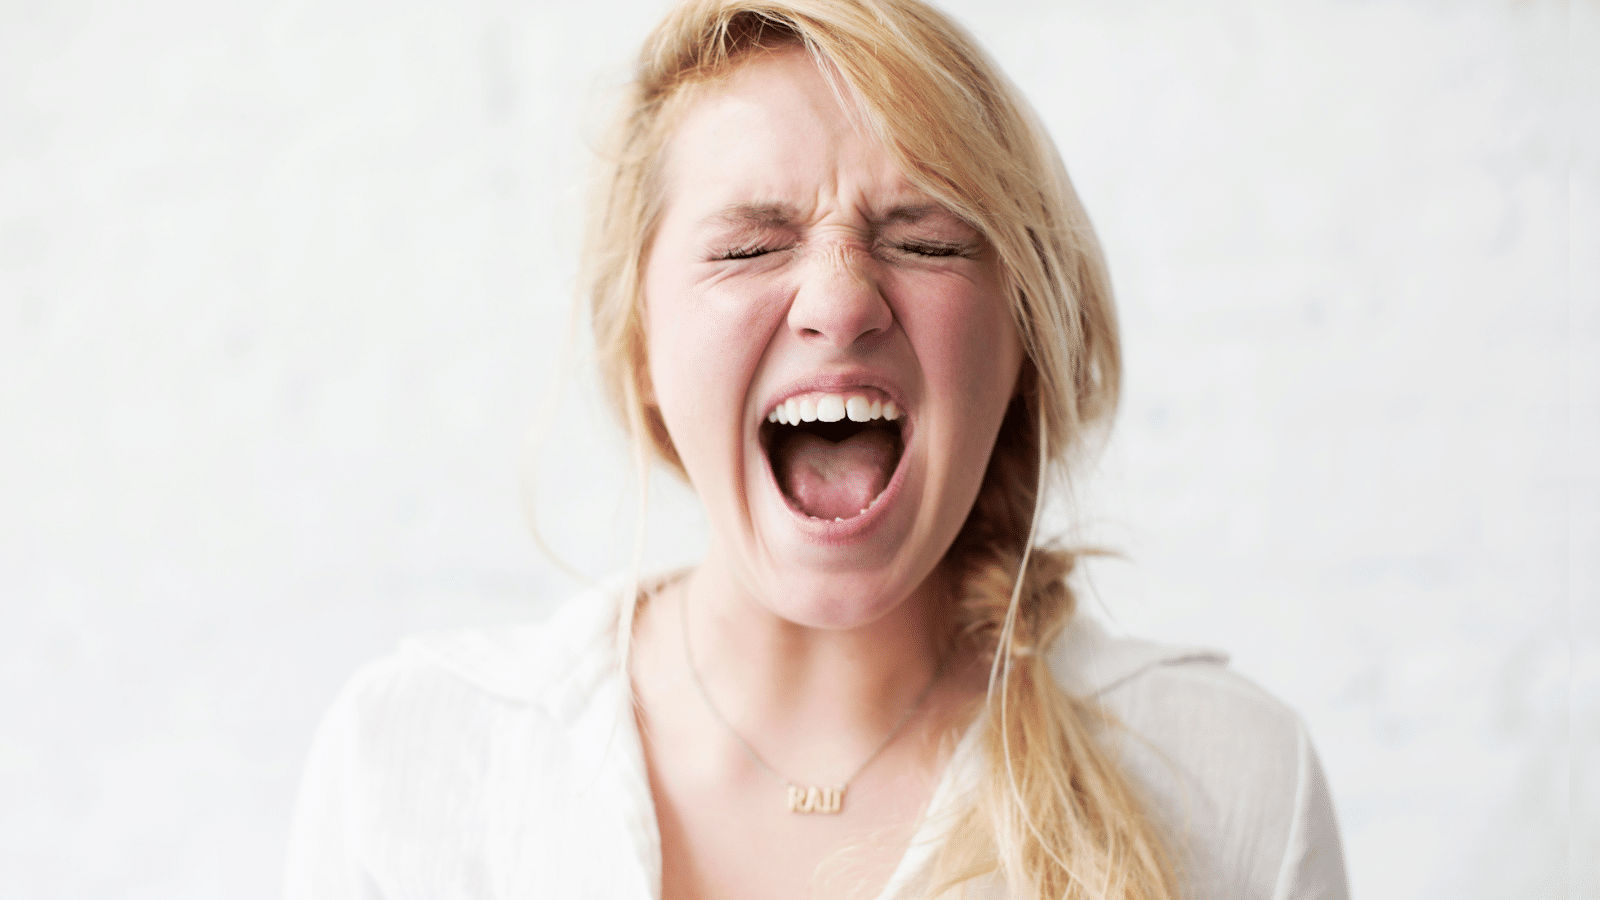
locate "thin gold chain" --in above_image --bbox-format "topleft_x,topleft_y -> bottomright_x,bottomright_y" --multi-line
678,588 -> 945,791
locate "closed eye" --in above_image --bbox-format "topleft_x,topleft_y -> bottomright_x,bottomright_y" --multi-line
895,240 -> 972,259
719,245 -> 781,260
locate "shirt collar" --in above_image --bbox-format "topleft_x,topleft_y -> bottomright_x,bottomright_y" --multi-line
402,574 -> 1226,714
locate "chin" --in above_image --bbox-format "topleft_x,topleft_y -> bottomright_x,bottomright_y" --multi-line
749,563 -> 928,632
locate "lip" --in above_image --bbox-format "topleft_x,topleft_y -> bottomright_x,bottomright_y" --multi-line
754,371 -> 915,544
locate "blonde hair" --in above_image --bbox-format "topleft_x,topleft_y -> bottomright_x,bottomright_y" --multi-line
583,1 -> 1177,897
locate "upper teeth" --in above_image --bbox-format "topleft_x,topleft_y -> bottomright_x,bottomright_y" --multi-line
767,393 -> 900,426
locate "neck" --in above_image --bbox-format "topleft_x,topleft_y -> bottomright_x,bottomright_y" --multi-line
664,560 -> 948,777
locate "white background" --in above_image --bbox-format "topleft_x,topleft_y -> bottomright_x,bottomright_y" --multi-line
1,0 -> 1593,897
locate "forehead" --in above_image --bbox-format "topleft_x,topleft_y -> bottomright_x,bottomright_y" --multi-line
656,49 -> 934,222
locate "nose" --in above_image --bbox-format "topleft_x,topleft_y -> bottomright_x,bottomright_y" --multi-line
786,241 -> 893,348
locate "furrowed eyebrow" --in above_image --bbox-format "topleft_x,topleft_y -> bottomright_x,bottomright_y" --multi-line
696,201 -> 969,233
702,202 -> 799,231
880,205 -> 944,225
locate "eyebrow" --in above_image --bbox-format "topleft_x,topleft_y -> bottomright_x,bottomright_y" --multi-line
881,205 -> 944,225
703,202 -> 800,230
700,202 -> 953,230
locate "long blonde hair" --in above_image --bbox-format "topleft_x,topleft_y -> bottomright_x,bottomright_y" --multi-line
583,1 -> 1177,897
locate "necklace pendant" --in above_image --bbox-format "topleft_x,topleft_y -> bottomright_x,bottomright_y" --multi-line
786,783 -> 844,815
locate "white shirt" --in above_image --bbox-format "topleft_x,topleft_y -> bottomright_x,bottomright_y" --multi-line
284,578 -> 1349,899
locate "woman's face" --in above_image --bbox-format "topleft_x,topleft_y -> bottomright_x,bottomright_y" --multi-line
643,49 -> 1023,629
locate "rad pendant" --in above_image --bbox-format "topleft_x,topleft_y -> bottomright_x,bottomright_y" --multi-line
786,783 -> 844,814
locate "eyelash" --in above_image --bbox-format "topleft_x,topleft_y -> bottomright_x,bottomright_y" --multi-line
717,241 -> 969,261
898,241 -> 966,258
719,245 -> 779,260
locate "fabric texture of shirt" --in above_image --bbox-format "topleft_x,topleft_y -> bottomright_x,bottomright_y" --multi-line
284,577 -> 1350,899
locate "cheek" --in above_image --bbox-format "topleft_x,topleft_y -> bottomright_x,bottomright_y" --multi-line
643,286 -> 717,462
642,266 -> 781,470
908,283 -> 1023,423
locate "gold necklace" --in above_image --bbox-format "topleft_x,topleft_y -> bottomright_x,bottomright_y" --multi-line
679,592 -> 944,815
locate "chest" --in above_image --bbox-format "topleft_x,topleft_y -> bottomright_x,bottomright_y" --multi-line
652,770 -> 930,900
349,687 -> 667,900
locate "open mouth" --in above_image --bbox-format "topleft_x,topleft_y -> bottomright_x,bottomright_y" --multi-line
760,392 -> 906,522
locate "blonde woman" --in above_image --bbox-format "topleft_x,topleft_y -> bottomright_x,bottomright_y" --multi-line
285,1 -> 1348,898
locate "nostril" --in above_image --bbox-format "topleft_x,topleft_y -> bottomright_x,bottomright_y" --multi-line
786,254 -> 893,348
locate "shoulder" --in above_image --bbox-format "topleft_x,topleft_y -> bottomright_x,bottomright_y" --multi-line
286,578 -> 653,897
304,579 -> 627,809
1047,613 -> 1301,781
1046,614 -> 1304,792
329,576 -> 625,728
1047,615 -> 1349,900
299,576 -> 635,828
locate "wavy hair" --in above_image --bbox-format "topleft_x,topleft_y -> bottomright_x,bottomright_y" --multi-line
583,1 -> 1177,897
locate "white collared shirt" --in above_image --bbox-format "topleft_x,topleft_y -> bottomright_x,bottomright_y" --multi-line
284,578 -> 1349,899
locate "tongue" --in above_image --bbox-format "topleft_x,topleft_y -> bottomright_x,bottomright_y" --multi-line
774,427 -> 898,520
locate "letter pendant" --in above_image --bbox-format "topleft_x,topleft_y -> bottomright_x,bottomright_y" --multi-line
786,783 -> 844,814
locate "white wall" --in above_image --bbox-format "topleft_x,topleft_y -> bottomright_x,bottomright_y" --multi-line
1,1 -> 1591,897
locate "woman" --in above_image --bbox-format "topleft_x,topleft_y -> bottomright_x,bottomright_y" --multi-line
285,1 -> 1348,898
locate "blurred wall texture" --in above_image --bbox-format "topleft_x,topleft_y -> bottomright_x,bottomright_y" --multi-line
1,1 -> 1592,898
